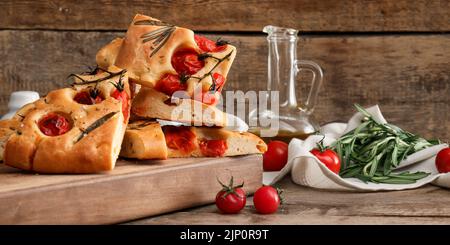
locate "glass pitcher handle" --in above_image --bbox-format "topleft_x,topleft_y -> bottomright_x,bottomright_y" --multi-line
294,60 -> 323,114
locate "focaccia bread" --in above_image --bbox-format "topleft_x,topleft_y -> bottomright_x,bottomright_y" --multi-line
120,120 -> 267,160
131,87 -> 227,127
96,14 -> 236,125
0,119 -> 20,162
3,67 -> 131,173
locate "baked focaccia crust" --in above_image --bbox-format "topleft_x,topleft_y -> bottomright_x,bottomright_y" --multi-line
0,119 -> 20,162
3,67 -> 131,173
120,120 -> 267,160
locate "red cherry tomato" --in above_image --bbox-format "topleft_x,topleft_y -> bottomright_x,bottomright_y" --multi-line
171,49 -> 205,75
38,113 -> 71,136
310,148 -> 341,174
199,139 -> 228,157
215,176 -> 246,214
253,186 -> 281,214
263,141 -> 288,171
436,148 -> 450,173
194,35 -> 227,53
73,91 -> 103,105
163,126 -> 196,153
212,73 -> 225,91
154,74 -> 187,97
110,80 -> 130,122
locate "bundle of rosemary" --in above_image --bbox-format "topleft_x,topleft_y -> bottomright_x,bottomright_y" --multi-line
330,104 -> 440,184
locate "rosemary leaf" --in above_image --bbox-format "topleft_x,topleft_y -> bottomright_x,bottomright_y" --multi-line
75,112 -> 118,143
333,104 -> 438,184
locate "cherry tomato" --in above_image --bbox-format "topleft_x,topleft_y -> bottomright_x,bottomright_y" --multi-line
154,74 -> 187,97
436,147 -> 450,173
310,148 -> 341,174
73,90 -> 103,105
171,49 -> 205,75
215,176 -> 246,214
253,186 -> 281,214
194,35 -> 227,53
263,141 -> 288,171
163,126 -> 196,153
111,81 -> 130,122
38,113 -> 71,136
199,139 -> 228,157
212,73 -> 225,91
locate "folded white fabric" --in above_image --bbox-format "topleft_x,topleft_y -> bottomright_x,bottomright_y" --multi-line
264,105 -> 450,191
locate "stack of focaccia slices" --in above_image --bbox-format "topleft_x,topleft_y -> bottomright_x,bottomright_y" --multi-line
0,66 -> 131,173
0,14 -> 267,173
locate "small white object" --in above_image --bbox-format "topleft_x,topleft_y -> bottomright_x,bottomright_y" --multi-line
1,91 -> 40,120
156,119 -> 190,127
265,105 -> 450,191
157,113 -> 249,133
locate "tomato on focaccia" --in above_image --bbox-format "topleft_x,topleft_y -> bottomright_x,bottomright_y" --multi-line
73,89 -> 104,105
199,139 -> 228,157
163,126 -> 196,153
38,113 -> 71,137
154,73 -> 188,96
171,49 -> 205,75
194,35 -> 228,53
111,78 -> 130,122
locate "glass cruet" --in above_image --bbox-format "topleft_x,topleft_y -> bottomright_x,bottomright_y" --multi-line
248,25 -> 324,143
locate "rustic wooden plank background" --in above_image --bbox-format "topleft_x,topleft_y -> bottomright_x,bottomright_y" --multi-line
1,0 -> 449,31
0,0 -> 449,141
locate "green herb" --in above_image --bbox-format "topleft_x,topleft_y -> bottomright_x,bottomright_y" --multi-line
75,111 -> 118,143
188,50 -> 233,92
134,19 -> 171,26
69,69 -> 126,86
137,19 -> 176,57
128,121 -> 155,130
330,104 -> 438,184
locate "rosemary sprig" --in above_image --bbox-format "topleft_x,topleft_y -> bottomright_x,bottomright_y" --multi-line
134,19 -> 171,26
187,50 -> 234,92
128,121 -> 155,130
330,104 -> 439,184
75,111 -> 118,143
69,69 -> 126,86
137,19 -> 176,57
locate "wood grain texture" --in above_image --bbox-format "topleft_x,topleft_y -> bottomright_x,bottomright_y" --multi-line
127,177 -> 450,225
0,31 -> 449,140
0,155 -> 262,224
0,0 -> 449,32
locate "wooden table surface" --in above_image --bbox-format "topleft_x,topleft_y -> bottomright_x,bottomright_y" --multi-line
126,176 -> 450,225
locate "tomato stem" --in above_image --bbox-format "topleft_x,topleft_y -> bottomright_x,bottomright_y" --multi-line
316,135 -> 327,152
217,176 -> 245,198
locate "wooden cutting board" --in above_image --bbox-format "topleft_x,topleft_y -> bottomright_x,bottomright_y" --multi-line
0,155 -> 262,224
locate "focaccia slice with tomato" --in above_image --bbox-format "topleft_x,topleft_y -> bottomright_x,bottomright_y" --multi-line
119,120 -> 267,159
131,87 -> 227,127
3,68 -> 131,173
96,14 -> 235,125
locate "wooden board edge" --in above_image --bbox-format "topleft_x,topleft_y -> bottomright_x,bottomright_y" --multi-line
0,155 -> 262,224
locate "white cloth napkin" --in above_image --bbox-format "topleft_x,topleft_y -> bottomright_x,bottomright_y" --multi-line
264,105 -> 450,191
